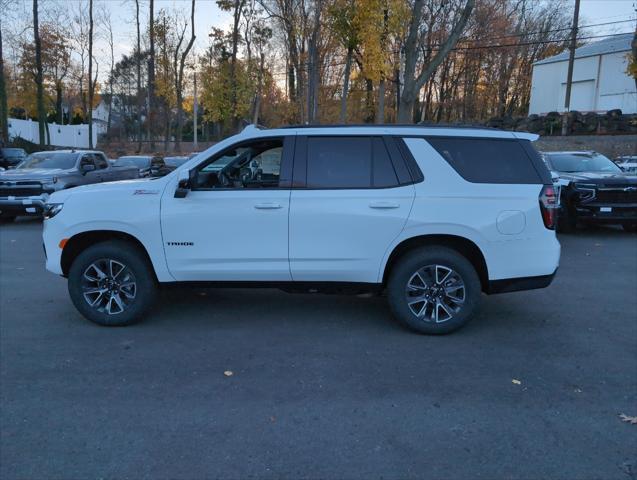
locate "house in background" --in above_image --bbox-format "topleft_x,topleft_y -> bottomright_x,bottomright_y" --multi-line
529,33 -> 636,115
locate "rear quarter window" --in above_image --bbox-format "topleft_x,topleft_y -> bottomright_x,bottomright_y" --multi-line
426,137 -> 543,184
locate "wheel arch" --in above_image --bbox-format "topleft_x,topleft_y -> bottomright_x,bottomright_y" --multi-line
382,234 -> 489,292
60,230 -> 157,279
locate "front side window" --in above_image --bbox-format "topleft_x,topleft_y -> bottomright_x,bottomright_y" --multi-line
195,139 -> 283,189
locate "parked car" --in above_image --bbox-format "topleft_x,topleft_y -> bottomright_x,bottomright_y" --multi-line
112,155 -> 165,177
0,147 -> 27,169
615,156 -> 637,174
42,124 -> 560,334
0,150 -> 139,221
542,151 -> 637,233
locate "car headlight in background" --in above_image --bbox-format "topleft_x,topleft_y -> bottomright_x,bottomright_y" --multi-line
43,203 -> 64,219
573,183 -> 596,201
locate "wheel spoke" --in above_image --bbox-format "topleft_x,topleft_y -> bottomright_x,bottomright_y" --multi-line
435,265 -> 452,285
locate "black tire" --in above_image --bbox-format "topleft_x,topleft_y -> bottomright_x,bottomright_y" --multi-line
386,246 -> 482,334
67,240 -> 157,326
622,223 -> 637,233
0,215 -> 16,223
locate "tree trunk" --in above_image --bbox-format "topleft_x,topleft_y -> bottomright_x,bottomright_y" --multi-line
56,82 -> 63,124
174,0 -> 196,152
33,0 -> 46,146
0,21 -> 8,143
88,0 -> 94,148
397,0 -> 474,123
135,0 -> 142,152
376,78 -> 385,124
339,46 -> 352,123
148,0 -> 155,150
252,52 -> 265,124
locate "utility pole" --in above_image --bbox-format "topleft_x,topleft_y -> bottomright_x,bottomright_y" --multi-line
193,70 -> 198,150
562,0 -> 580,136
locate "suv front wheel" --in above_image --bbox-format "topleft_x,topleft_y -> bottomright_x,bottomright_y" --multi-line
387,247 -> 482,334
68,240 -> 157,326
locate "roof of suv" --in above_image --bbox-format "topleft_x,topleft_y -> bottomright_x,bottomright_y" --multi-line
237,124 -> 539,141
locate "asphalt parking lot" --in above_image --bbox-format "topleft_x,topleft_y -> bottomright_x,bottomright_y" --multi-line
1,218 -> 636,480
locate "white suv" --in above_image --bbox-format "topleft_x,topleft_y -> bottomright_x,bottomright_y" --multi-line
42,125 -> 560,334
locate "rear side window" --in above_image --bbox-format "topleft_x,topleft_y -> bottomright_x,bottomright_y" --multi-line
426,137 -> 542,184
305,136 -> 401,189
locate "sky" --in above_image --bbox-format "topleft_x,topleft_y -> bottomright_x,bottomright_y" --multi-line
5,0 -> 637,83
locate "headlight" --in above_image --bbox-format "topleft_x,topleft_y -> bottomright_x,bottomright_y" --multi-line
573,183 -> 596,201
43,203 -> 64,219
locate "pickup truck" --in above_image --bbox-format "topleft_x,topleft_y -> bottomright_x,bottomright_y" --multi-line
0,149 -> 139,221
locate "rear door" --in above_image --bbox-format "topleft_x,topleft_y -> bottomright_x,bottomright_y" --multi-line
289,135 -> 416,283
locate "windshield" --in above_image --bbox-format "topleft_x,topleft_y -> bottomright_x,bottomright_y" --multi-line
546,153 -> 622,173
114,156 -> 151,168
18,152 -> 77,169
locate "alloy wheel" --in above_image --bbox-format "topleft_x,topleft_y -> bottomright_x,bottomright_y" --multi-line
81,259 -> 137,315
405,264 -> 466,323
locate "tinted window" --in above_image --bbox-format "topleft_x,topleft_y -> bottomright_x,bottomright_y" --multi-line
426,137 -> 542,184
115,156 -> 152,169
307,137 -> 372,188
372,138 -> 399,187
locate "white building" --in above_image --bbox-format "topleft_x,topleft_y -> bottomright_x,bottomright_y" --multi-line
529,33 -> 636,115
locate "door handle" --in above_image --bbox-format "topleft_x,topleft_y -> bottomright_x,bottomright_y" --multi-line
369,202 -> 400,209
254,203 -> 283,209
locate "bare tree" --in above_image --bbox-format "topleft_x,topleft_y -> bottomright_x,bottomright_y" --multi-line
397,0 -> 475,123
148,0 -> 155,149
99,6 -> 115,131
173,0 -> 195,152
33,0 -> 46,145
0,17 -> 8,143
135,0 -> 142,152
87,0 -> 94,148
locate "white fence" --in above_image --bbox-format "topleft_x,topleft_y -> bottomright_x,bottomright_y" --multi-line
8,118 -> 101,148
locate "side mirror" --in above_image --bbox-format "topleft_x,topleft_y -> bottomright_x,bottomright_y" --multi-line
174,169 -> 194,198
81,163 -> 96,174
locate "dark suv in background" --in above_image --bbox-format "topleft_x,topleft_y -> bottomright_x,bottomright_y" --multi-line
0,148 -> 27,169
543,151 -> 637,232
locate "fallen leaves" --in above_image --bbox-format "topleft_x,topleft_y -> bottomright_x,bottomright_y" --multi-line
619,414 -> 637,425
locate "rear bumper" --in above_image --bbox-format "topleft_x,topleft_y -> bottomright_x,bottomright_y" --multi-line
487,269 -> 557,294
0,195 -> 48,216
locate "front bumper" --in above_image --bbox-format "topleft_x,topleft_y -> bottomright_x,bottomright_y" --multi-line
574,203 -> 637,224
0,195 -> 49,216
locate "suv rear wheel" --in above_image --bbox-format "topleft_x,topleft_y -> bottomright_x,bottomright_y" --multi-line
387,247 -> 481,334
68,240 -> 157,326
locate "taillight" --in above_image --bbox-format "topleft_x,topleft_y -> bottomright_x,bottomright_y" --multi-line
539,185 -> 557,230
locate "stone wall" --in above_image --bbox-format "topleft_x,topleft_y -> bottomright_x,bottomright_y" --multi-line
535,134 -> 637,158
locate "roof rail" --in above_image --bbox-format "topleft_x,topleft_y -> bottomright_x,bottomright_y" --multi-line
277,123 -> 498,130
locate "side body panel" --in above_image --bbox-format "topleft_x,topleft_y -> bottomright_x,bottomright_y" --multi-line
378,138 -> 560,282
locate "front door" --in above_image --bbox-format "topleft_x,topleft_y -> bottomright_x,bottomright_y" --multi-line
161,136 -> 294,281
